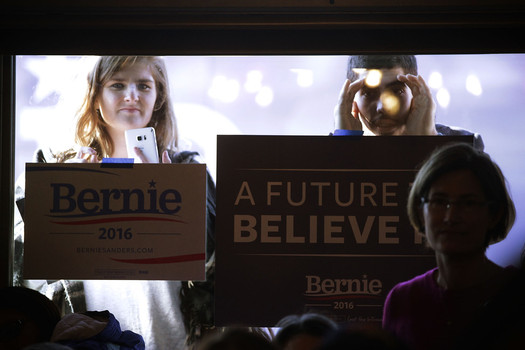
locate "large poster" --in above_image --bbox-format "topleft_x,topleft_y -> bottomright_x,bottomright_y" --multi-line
215,135 -> 473,326
24,163 -> 207,281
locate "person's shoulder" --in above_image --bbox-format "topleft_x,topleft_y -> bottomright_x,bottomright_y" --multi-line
436,123 -> 469,135
168,149 -> 201,164
388,268 -> 437,297
33,147 -> 55,162
435,123 -> 485,151
33,146 -> 76,163
435,123 -> 483,138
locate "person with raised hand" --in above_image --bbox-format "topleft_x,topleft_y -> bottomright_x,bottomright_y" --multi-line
333,55 -> 484,150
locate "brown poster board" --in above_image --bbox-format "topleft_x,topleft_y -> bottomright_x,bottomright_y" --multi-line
215,135 -> 473,326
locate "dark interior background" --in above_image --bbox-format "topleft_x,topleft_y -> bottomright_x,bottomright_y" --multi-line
2,0 -> 525,287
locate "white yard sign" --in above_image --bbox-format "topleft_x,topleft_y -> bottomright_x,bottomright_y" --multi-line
24,163 -> 206,281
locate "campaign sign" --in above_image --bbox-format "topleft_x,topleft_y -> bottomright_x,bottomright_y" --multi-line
24,163 -> 206,280
215,135 -> 473,327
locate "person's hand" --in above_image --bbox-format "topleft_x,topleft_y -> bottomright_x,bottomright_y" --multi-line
161,150 -> 172,164
334,78 -> 366,131
397,74 -> 437,135
66,147 -> 98,163
133,147 -> 172,164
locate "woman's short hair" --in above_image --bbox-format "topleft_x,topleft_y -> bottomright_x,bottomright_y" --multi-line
74,56 -> 177,159
407,142 -> 515,248
198,327 -> 275,350
274,313 -> 338,349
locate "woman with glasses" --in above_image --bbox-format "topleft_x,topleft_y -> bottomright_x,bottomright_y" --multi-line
382,142 -> 517,350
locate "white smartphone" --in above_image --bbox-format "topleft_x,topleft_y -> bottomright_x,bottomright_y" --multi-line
125,127 -> 160,163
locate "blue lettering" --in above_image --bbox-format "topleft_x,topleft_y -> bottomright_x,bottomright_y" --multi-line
100,189 -> 120,214
78,189 -> 100,213
50,183 -> 76,213
121,189 -> 145,212
148,188 -> 157,212
159,189 -> 181,214
49,183 -> 183,215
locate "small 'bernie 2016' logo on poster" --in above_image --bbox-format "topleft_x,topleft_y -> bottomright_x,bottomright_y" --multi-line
304,274 -> 383,300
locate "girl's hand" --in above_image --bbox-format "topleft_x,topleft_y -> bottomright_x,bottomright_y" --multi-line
66,147 -> 98,163
161,150 -> 172,164
133,147 -> 172,164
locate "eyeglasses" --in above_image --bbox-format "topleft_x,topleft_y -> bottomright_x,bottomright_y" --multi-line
421,197 -> 491,214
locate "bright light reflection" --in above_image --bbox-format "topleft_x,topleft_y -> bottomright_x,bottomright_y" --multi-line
208,75 -> 240,103
255,86 -> 274,107
352,68 -> 367,76
428,72 -> 443,89
25,56 -> 74,104
175,103 -> 241,182
290,69 -> 313,87
466,74 -> 483,96
380,91 -> 400,115
20,56 -> 98,149
436,88 -> 451,108
245,70 -> 263,93
365,69 -> 382,87
24,56 -> 98,105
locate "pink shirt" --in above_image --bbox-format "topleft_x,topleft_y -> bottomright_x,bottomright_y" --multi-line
382,266 -> 516,350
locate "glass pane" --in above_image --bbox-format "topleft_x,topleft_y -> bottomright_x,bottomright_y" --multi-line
14,54 -> 525,349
